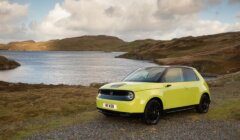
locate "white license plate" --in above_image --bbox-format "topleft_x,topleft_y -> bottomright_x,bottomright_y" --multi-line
103,103 -> 117,109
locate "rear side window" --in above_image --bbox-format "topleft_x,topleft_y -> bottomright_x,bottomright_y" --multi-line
183,68 -> 199,81
161,68 -> 184,83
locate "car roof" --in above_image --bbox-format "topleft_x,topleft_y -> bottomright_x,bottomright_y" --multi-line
146,65 -> 195,69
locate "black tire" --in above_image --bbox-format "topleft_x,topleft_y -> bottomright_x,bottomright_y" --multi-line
143,99 -> 162,125
196,94 -> 210,113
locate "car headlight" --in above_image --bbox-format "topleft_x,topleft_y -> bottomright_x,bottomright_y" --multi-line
127,91 -> 134,100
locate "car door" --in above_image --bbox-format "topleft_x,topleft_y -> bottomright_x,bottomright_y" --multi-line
161,68 -> 188,109
182,68 -> 200,106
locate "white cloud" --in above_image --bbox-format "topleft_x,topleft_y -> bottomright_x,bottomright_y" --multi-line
236,12 -> 240,19
31,3 -> 71,40
156,0 -> 203,17
0,1 -> 28,23
0,1 -> 29,42
1,0 -> 240,42
34,0 -> 240,41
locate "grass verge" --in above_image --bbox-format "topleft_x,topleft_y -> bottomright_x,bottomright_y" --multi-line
207,99 -> 240,120
0,82 -> 98,139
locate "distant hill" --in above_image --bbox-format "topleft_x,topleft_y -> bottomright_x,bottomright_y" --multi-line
119,32 -> 240,75
0,44 -> 8,50
0,55 -> 20,70
1,32 -> 240,74
1,35 -> 127,51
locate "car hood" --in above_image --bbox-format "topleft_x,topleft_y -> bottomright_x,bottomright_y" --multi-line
100,82 -> 164,92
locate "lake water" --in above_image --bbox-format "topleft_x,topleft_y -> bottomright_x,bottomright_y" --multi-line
0,51 -> 157,85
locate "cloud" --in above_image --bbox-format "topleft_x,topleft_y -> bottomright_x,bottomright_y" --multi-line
31,3 -> 71,40
0,1 -> 28,23
208,0 -> 223,5
34,0 -> 240,41
156,0 -> 203,17
236,12 -> 240,19
228,0 -> 240,4
1,0 -> 240,42
0,1 -> 29,42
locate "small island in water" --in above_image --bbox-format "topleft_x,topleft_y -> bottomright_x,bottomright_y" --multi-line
0,55 -> 20,70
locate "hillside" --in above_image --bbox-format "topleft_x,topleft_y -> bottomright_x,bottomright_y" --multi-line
0,44 -> 8,50
1,32 -> 240,74
119,32 -> 240,75
0,55 -> 20,70
2,35 -> 127,51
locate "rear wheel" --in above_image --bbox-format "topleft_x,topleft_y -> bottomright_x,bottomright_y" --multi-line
143,99 -> 162,125
196,94 -> 210,113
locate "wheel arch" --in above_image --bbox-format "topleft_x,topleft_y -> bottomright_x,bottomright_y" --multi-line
199,92 -> 211,103
145,97 -> 164,110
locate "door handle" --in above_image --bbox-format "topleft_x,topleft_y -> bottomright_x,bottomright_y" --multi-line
165,84 -> 172,88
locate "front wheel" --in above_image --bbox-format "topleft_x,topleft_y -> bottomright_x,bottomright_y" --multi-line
196,94 -> 210,113
143,99 -> 162,125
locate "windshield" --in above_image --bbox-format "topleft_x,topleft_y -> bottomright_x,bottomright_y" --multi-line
123,67 -> 166,82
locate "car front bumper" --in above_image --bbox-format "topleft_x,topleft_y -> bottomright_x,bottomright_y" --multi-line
96,97 -> 145,113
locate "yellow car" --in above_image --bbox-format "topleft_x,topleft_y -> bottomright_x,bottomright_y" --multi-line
96,66 -> 210,124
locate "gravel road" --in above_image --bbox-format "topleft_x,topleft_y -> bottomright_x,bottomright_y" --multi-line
28,110 -> 240,140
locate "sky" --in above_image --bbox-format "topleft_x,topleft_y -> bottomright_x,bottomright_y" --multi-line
0,0 -> 240,43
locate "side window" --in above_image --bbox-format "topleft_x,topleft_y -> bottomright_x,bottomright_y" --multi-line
183,68 -> 199,81
162,68 -> 184,83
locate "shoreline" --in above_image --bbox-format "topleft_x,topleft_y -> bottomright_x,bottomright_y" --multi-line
0,49 -> 237,77
0,31 -> 239,75
0,81 -> 105,89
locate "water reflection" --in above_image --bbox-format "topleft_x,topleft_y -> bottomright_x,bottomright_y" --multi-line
0,51 -> 157,85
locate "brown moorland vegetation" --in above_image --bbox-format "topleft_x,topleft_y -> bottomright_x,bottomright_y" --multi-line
1,35 -> 127,51
0,82 -> 99,139
119,32 -> 240,75
0,71 -> 240,139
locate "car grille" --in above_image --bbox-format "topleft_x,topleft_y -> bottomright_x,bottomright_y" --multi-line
98,89 -> 134,101
99,89 -> 129,96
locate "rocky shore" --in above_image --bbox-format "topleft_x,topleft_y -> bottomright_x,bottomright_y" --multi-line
0,55 -> 20,70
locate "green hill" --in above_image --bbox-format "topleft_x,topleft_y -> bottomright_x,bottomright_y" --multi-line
119,32 -> 240,75
2,35 -> 127,51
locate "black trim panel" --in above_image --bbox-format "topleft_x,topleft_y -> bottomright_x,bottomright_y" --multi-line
164,105 -> 198,113
98,94 -> 131,101
97,105 -> 202,117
